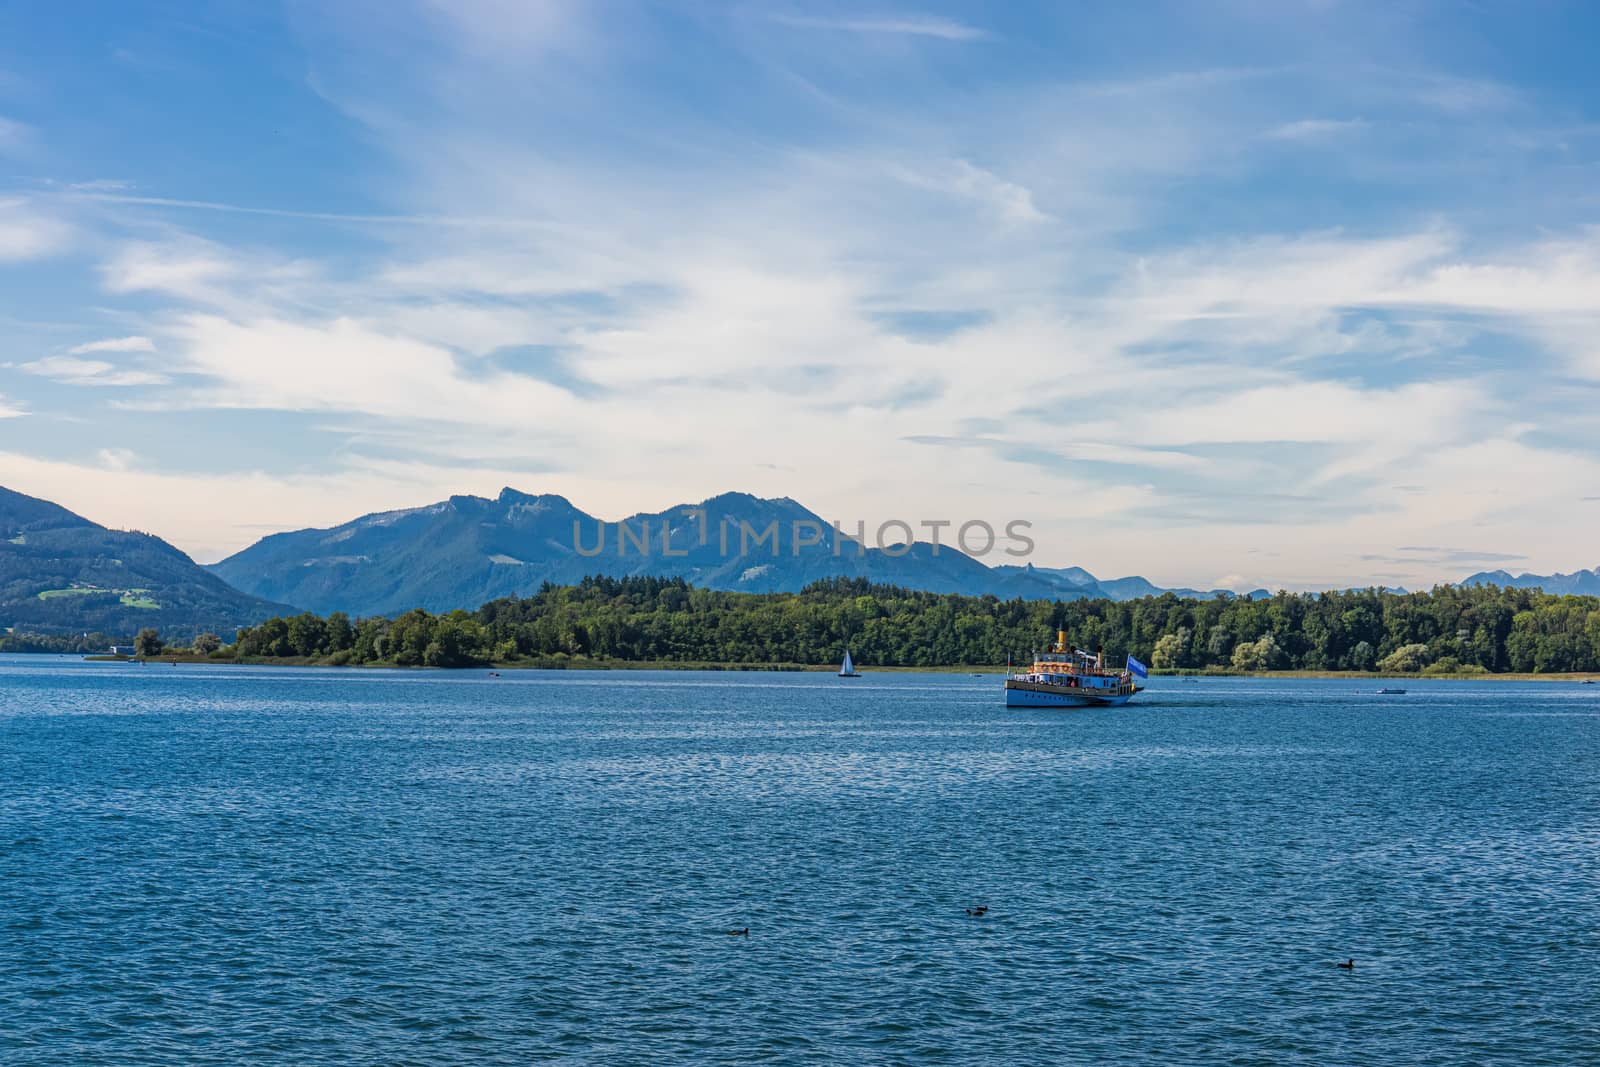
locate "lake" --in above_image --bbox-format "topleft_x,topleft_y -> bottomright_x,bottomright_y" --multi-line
2,656 -> 1598,1064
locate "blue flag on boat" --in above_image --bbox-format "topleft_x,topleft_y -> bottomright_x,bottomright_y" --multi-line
1127,655 -> 1149,679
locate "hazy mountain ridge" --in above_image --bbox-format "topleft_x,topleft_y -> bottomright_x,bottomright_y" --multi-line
0,486 -> 291,638
990,564 -> 1239,602
209,487 -> 1254,617
1459,566 -> 1600,595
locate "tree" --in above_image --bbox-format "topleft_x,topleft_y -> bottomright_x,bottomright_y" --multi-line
134,628 -> 163,657
1423,656 -> 1469,676
1230,634 -> 1284,672
325,612 -> 354,653
1151,631 -> 1185,669
1378,643 -> 1431,673
286,613 -> 328,658
191,632 -> 221,655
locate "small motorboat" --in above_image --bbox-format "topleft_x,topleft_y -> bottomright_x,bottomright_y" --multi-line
1376,687 -> 1408,695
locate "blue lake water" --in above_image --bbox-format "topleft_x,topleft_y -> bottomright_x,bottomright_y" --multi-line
2,656 -> 1598,1064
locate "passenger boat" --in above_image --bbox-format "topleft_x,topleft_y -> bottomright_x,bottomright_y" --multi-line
1004,631 -> 1144,707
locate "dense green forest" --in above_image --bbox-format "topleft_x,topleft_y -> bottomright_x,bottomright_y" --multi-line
0,631 -> 126,654
70,575 -> 1600,674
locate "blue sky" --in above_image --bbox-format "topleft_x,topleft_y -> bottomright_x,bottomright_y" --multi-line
2,1 -> 1599,589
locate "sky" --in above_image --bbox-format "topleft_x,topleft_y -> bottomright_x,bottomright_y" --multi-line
2,0 -> 1599,591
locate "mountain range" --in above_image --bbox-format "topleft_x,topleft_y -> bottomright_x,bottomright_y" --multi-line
209,488 -> 1251,618
0,486 -> 289,638
1459,566 -> 1600,596
5,482 -> 1594,635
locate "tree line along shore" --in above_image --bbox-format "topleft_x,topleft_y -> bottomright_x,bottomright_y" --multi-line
10,575 -> 1600,677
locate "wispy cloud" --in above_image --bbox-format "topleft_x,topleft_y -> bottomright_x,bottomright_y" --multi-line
97,447 -> 137,471
0,198 -> 71,261
59,190 -> 543,228
69,336 -> 157,355
66,178 -> 135,192
0,116 -> 32,153
895,159 -> 1050,224
766,12 -> 985,40
20,355 -> 169,387
1265,118 -> 1368,141
1364,547 -> 1528,565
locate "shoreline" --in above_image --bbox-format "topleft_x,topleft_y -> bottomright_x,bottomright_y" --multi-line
66,653 -> 1600,682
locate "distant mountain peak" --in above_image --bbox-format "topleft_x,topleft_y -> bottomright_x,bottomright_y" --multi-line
697,490 -> 762,509
494,487 -> 580,510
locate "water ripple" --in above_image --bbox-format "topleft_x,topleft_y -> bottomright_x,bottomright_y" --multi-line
1,658 -> 1597,1064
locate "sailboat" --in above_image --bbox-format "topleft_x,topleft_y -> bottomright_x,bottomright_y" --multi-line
839,650 -> 861,677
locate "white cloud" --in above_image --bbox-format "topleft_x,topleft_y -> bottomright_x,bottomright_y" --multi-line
164,313 -> 576,427
1121,380 -> 1487,449
0,198 -> 71,261
101,238 -> 247,301
0,394 -> 25,418
69,335 -> 158,355
898,160 -> 1050,225
1527,315 -> 1600,382
20,354 -> 169,387
97,448 -> 137,471
376,302 -> 570,355
1384,231 -> 1600,316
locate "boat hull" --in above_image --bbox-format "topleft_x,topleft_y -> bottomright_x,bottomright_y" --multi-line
1004,679 -> 1139,707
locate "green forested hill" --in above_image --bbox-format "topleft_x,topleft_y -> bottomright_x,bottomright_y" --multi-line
219,575 -> 1600,673
0,485 -> 291,639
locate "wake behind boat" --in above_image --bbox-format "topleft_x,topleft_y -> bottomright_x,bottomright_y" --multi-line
1004,631 -> 1145,707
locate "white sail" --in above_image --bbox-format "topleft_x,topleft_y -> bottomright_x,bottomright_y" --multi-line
839,650 -> 855,676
